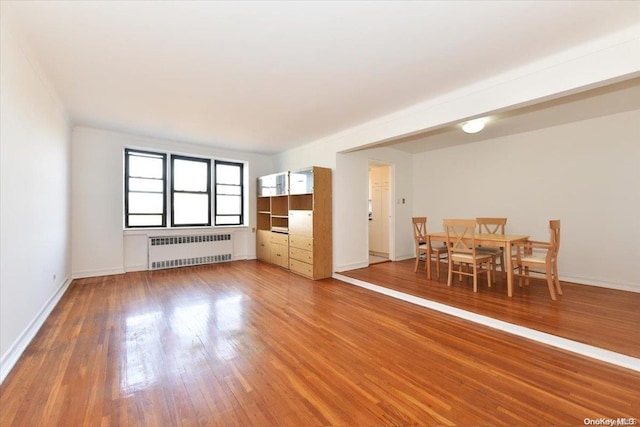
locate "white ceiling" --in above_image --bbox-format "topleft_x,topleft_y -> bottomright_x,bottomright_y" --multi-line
4,1 -> 640,154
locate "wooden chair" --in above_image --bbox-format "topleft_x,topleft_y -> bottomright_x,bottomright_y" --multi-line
443,219 -> 494,293
476,217 -> 507,282
514,220 -> 562,300
412,217 -> 448,279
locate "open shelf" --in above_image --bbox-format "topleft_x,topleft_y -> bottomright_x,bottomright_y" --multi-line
290,193 -> 313,210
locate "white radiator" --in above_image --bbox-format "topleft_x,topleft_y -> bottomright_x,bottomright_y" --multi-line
148,233 -> 233,270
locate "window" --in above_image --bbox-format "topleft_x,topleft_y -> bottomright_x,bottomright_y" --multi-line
125,149 -> 246,229
215,161 -> 244,226
124,149 -> 167,227
171,155 -> 211,227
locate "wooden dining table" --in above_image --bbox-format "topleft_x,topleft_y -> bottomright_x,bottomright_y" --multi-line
427,232 -> 529,297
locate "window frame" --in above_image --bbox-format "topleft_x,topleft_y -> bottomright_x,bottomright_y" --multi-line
214,160 -> 244,226
170,154 -> 212,228
124,148 -> 167,228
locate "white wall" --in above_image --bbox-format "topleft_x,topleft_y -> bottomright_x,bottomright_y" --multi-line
71,127 -> 274,277
273,28 -> 639,288
0,18 -> 71,381
412,109 -> 640,292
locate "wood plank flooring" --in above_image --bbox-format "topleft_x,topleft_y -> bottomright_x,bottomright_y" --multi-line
1,260 -> 639,426
340,259 -> 640,359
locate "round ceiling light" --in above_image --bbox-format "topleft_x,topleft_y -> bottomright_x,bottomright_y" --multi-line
461,118 -> 486,134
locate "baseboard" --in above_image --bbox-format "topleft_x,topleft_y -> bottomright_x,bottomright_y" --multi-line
124,264 -> 147,273
335,260 -> 369,272
72,266 -> 125,279
0,275 -> 72,384
560,274 -> 639,293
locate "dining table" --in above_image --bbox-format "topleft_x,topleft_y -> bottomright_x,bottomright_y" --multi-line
427,231 -> 529,297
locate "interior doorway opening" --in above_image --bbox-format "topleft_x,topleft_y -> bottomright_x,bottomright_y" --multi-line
368,162 -> 391,265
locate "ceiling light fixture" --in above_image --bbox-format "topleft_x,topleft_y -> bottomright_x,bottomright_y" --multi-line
461,118 -> 486,134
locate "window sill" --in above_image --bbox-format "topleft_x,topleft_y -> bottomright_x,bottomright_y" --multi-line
124,225 -> 249,236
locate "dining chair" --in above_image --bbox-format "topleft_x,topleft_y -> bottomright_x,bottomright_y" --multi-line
412,217 -> 448,279
514,219 -> 562,300
443,219 -> 494,293
476,217 -> 507,282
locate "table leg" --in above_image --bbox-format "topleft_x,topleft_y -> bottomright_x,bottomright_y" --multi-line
506,241 -> 513,297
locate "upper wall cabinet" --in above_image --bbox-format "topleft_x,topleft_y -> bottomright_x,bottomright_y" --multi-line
258,172 -> 288,197
289,168 -> 314,195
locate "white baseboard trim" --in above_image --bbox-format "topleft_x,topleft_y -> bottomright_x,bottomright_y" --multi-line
1,275 -> 73,384
72,267 -> 125,279
124,264 -> 147,273
560,274 -> 639,293
333,273 -> 640,373
335,260 -> 369,272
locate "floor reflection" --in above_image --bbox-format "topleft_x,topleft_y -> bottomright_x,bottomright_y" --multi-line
122,310 -> 162,393
214,294 -> 243,360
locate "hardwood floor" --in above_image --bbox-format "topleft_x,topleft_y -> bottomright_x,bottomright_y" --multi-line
1,260 -> 639,426
341,259 -> 640,359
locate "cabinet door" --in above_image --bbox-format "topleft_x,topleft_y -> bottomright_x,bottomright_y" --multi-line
289,210 -> 313,236
272,243 -> 289,268
256,230 -> 271,262
290,168 -> 314,194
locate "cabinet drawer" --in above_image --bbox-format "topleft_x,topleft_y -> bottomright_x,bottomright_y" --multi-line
290,247 -> 313,263
289,235 -> 313,251
270,232 -> 289,246
290,259 -> 313,278
289,210 -> 313,236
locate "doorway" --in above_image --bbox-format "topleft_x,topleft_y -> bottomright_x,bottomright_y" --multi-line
368,163 -> 391,264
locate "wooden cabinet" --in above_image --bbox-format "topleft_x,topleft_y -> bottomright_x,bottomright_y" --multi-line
256,166 -> 332,279
256,230 -> 289,268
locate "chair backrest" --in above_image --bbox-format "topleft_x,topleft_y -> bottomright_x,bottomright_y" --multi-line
412,217 -> 427,247
444,219 -> 477,255
476,217 -> 507,234
549,219 -> 561,258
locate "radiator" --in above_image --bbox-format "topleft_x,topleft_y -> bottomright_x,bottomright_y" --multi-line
148,233 -> 233,270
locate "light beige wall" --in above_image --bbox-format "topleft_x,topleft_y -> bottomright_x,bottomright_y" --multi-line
413,109 -> 640,291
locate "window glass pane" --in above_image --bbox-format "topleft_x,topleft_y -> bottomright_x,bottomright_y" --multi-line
174,193 -> 209,225
174,158 -> 208,192
129,155 -> 163,179
129,177 -> 164,192
216,215 -> 240,225
216,195 -> 241,215
128,215 -> 163,227
216,164 -> 241,185
129,193 -> 164,214
216,184 -> 241,196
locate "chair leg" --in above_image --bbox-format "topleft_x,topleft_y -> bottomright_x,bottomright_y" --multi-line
553,261 -> 563,295
499,252 -> 505,273
491,256 -> 497,285
517,263 -> 523,288
414,252 -> 419,272
472,263 -> 478,293
447,259 -> 453,287
435,255 -> 440,279
545,262 -> 557,300
485,262 -> 491,288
